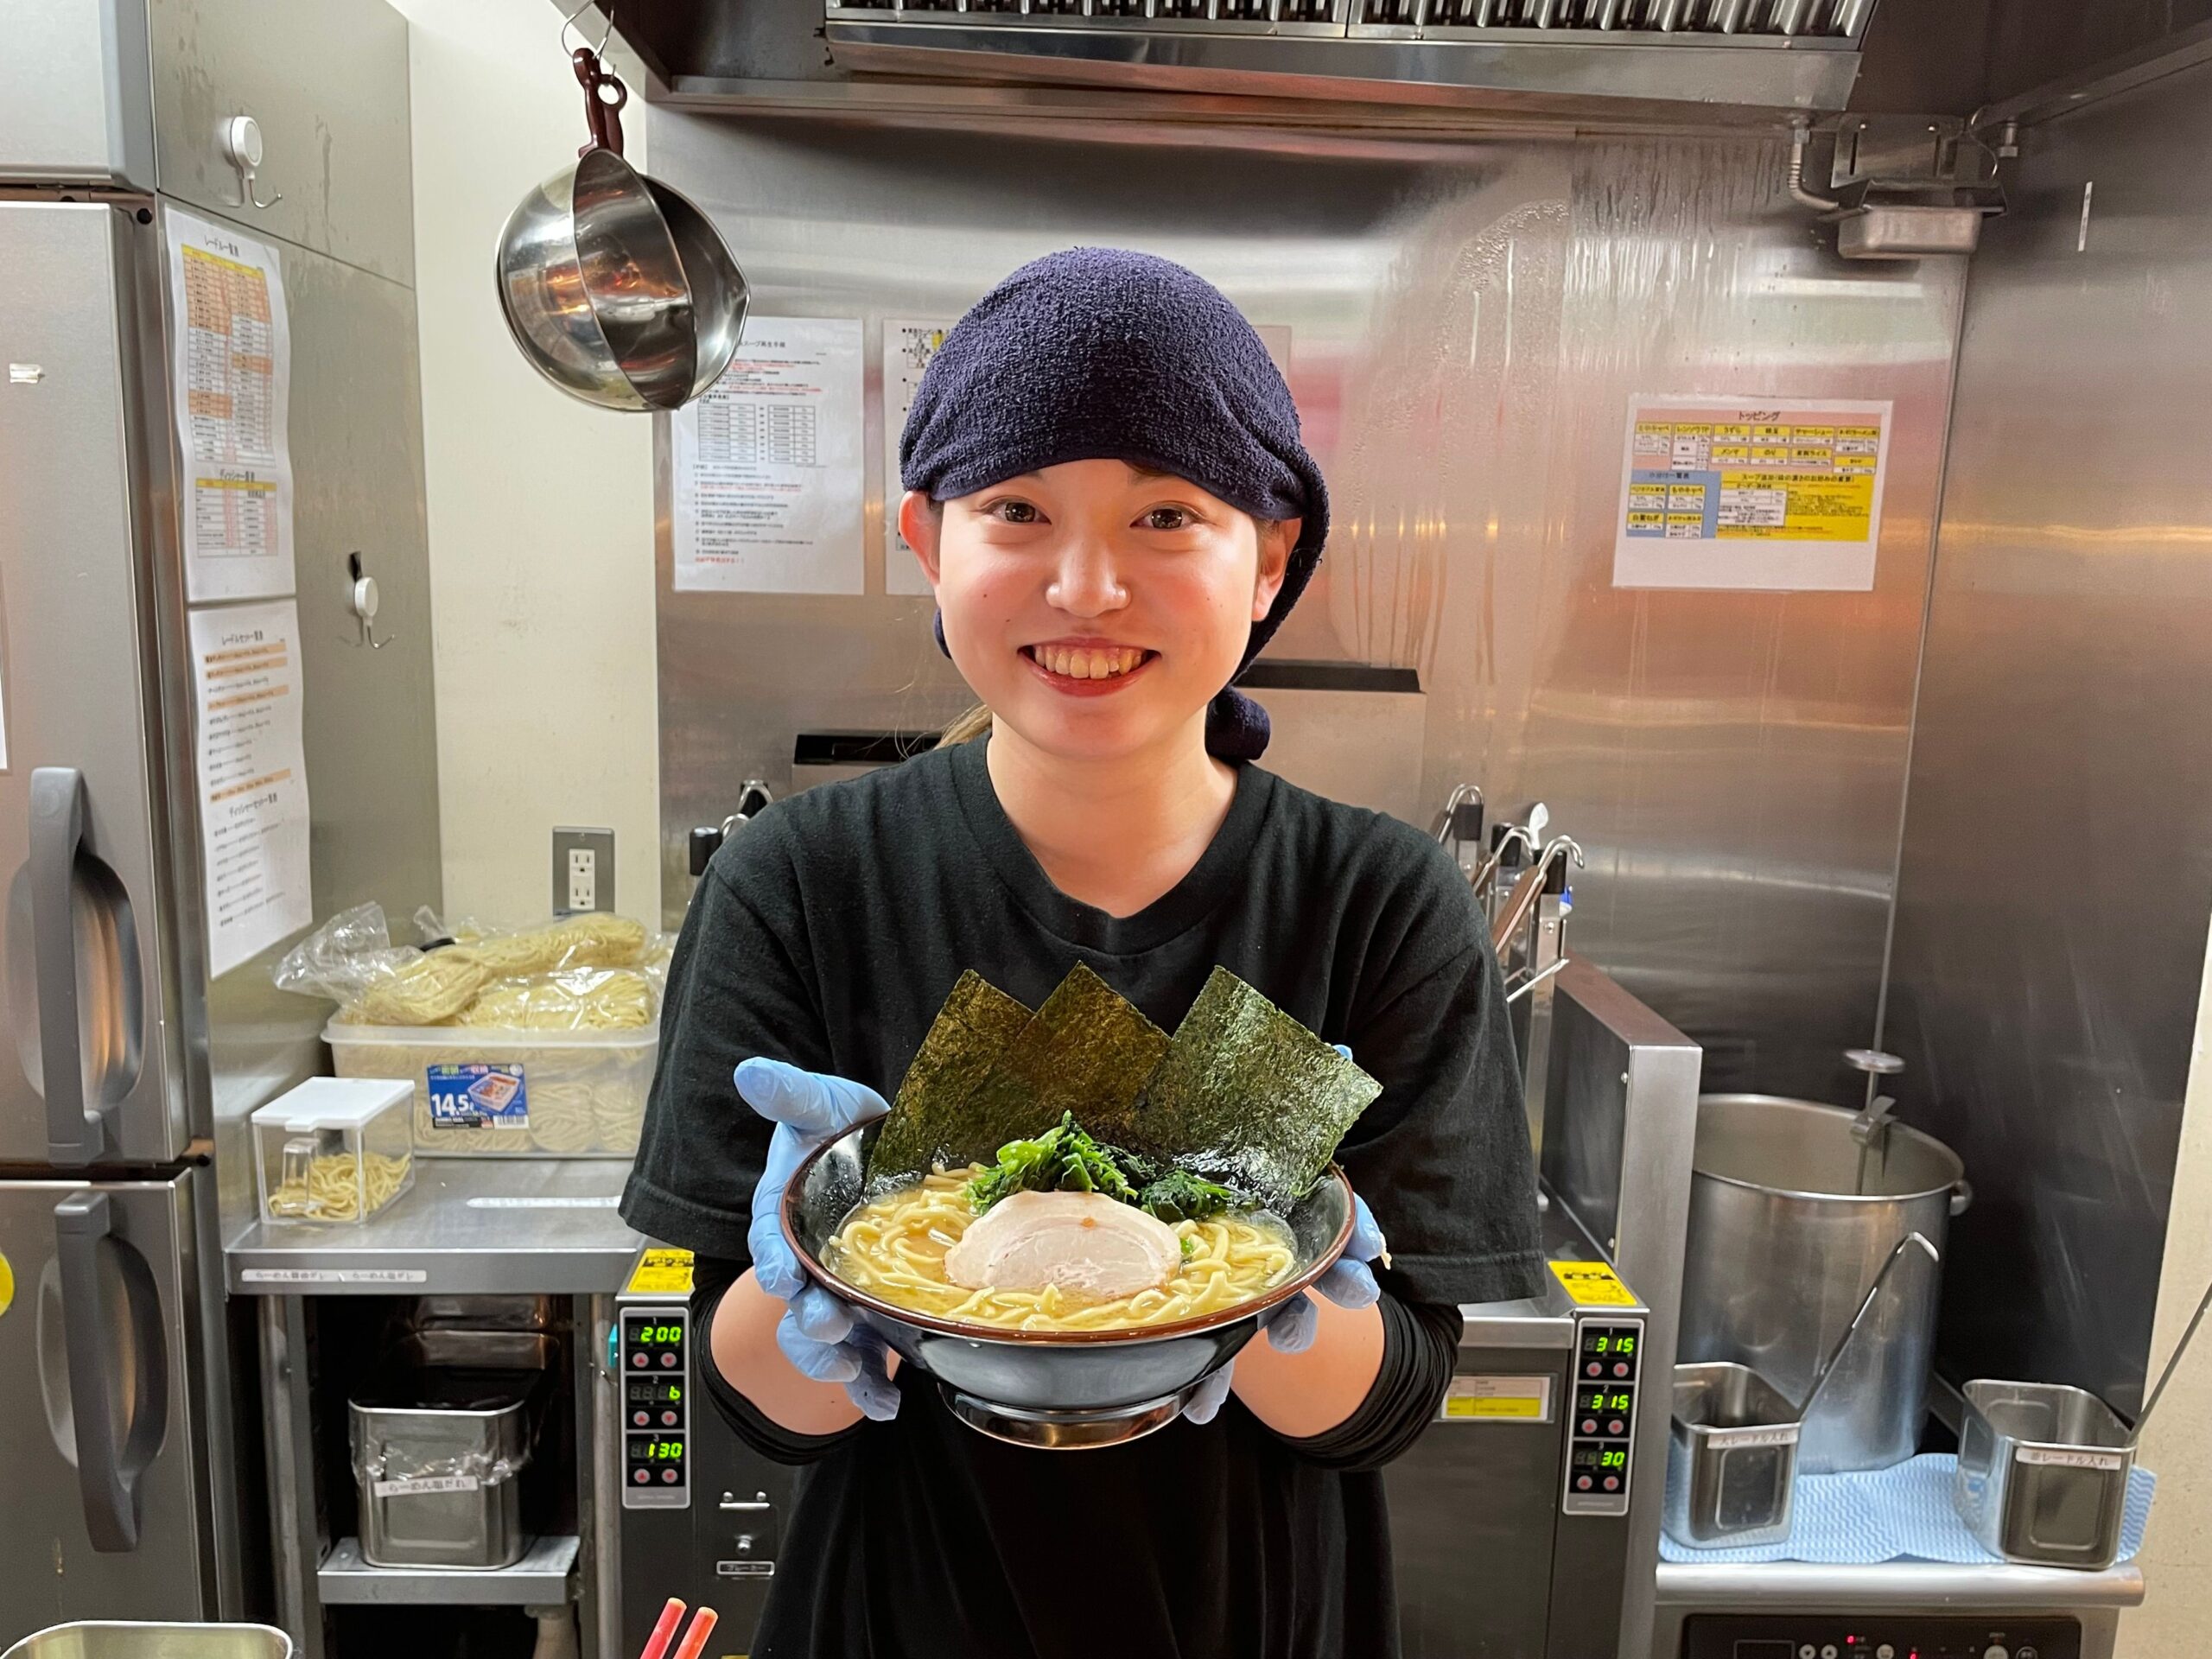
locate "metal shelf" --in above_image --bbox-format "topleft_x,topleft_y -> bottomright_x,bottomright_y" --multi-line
317,1535 -> 581,1605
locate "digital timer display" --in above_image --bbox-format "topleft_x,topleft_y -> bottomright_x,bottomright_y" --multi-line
628,1379 -> 684,1406
1581,1331 -> 1637,1356
633,1323 -> 683,1345
1577,1385 -> 1635,1415
642,1439 -> 685,1461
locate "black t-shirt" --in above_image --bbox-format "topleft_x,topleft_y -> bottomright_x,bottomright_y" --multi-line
620,738 -> 1544,1659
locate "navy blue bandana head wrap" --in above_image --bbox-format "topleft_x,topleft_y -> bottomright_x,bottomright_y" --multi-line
899,247 -> 1329,762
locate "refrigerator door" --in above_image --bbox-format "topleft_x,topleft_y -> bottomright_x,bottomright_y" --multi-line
0,1173 -> 215,1645
0,1 -> 156,188
0,202 -> 190,1169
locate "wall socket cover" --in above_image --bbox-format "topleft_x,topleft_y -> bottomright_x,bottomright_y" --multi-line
553,827 -> 615,914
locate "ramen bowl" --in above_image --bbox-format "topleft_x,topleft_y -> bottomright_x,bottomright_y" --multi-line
783,1124 -> 1356,1449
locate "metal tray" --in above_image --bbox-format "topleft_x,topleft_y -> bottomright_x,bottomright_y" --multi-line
3,1628 -> 290,1659
1955,1379 -> 2133,1569
1665,1361 -> 1802,1549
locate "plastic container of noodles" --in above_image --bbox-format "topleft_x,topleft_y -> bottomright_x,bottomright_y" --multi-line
325,1019 -> 658,1158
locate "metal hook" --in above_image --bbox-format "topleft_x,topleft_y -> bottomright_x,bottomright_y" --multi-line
561,0 -> 617,58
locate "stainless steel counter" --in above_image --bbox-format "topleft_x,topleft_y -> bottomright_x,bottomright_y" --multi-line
226,1158 -> 644,1295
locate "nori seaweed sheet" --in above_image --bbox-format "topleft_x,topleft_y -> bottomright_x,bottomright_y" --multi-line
865,971 -> 1033,1180
957,963 -> 1171,1167
1135,965 -> 1382,1211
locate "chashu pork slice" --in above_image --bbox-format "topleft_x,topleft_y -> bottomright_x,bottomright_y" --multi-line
944,1190 -> 1183,1300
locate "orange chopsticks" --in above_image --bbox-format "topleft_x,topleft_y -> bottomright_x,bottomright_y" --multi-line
639,1599 -> 719,1659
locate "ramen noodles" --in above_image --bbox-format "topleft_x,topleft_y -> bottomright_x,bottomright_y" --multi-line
826,1168 -> 1295,1332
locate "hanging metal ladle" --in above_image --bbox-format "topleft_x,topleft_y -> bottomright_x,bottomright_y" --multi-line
495,5 -> 747,411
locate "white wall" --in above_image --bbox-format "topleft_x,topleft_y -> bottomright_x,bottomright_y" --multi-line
393,0 -> 660,927
2121,918 -> 2212,1655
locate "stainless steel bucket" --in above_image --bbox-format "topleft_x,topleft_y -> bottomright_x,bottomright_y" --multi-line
1680,1094 -> 1968,1472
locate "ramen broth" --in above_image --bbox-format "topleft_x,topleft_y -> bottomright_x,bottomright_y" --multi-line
826,1168 -> 1297,1332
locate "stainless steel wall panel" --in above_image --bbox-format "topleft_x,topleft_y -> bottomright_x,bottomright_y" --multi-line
149,0 -> 416,285
649,111 -> 1959,1103
1885,61 -> 2212,1414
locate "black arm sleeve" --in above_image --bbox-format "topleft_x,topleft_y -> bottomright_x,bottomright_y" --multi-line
690,1256 -> 862,1466
1275,1291 -> 1461,1472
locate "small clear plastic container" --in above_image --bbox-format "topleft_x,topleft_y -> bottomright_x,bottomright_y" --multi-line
252,1077 -> 416,1225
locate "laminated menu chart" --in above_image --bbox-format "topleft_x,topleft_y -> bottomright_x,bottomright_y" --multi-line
882,319 -> 953,596
673,316 -> 865,594
190,602 -> 313,976
166,208 -> 296,603
1611,396 -> 1892,591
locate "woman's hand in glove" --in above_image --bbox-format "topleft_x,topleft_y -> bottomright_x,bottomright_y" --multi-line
1181,1190 -> 1387,1425
739,1057 -> 901,1421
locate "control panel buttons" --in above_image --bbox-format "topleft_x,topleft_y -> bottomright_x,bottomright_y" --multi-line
1981,1648 -> 2008,1659
1876,1647 -> 1895,1659
1562,1319 -> 1644,1516
1821,1647 -> 1838,1659
621,1308 -> 690,1507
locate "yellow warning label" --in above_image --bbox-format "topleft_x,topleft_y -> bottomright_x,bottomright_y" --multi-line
1549,1260 -> 1638,1307
1439,1375 -> 1553,1422
0,1249 -> 12,1320
626,1247 -> 696,1296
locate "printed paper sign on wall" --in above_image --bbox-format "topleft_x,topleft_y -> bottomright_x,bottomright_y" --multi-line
1611,396 -> 1892,592
672,316 -> 865,594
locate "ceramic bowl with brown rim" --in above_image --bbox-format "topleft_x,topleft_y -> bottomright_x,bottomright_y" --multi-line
781,1123 -> 1355,1449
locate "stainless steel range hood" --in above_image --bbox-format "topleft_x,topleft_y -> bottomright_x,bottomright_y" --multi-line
594,0 -> 1876,123
821,0 -> 1874,115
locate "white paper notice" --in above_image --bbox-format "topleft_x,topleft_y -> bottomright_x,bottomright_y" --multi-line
165,209 -> 296,603
673,316 -> 865,594
190,602 -> 313,976
1611,395 -> 1893,592
883,319 -> 955,597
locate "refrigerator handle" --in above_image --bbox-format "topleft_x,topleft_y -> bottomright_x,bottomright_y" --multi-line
31,766 -> 107,1165
55,1189 -> 170,1552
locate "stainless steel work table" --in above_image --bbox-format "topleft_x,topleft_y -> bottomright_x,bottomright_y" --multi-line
229,1157 -> 646,1659
226,1156 -> 645,1295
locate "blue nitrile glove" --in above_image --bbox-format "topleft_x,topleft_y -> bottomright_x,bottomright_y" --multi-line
1183,1191 -> 1388,1425
738,1056 -> 901,1421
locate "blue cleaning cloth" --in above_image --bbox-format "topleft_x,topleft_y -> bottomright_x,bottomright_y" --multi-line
1657,1451 -> 2155,1567
900,248 -> 1330,762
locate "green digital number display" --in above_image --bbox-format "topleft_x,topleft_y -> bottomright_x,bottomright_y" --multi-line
644,1440 -> 684,1460
639,1323 -> 683,1344
1599,1449 -> 1627,1469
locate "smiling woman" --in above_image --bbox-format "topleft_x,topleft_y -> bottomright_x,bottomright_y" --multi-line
620,245 -> 1542,1659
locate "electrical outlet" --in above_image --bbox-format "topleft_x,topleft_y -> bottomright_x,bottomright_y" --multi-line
552,827 -> 615,915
